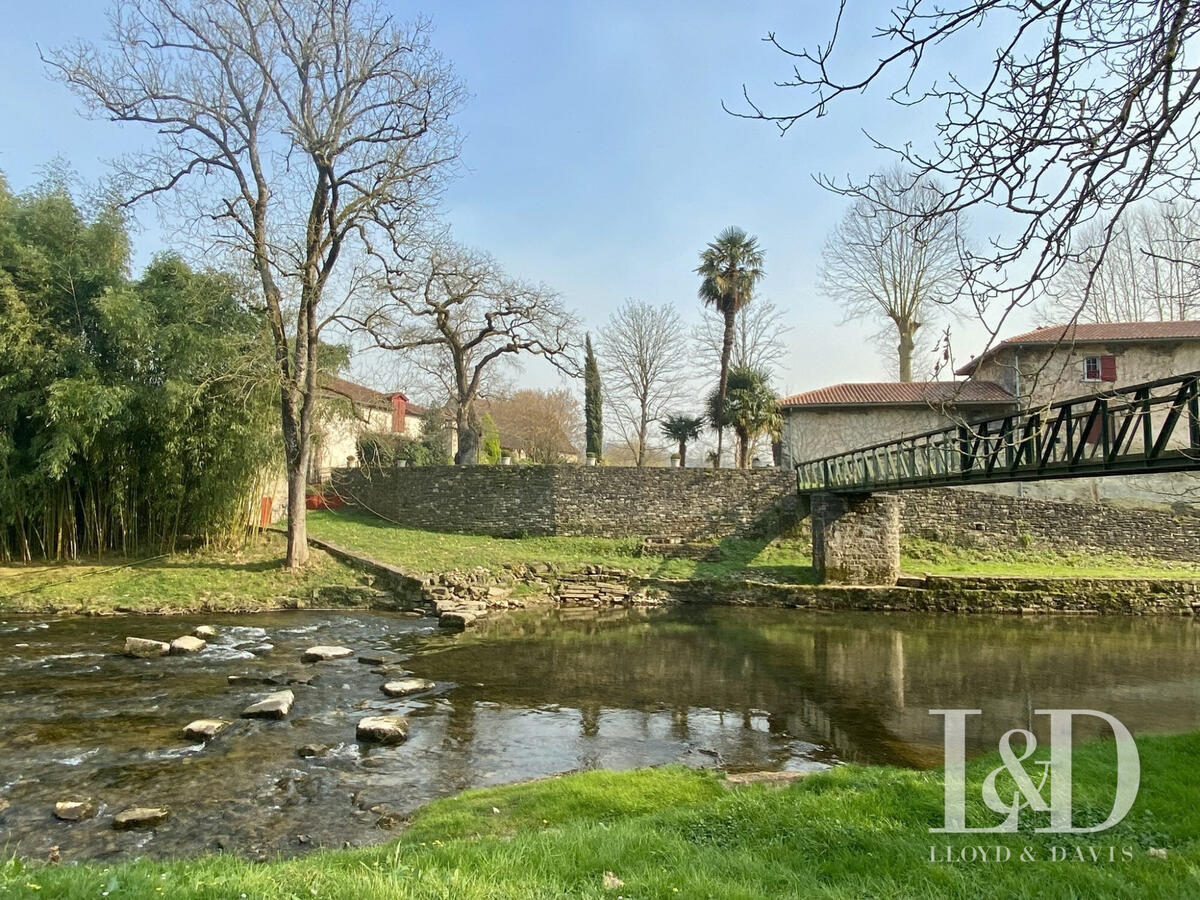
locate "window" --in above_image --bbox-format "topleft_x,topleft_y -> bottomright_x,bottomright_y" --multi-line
1083,355 -> 1117,383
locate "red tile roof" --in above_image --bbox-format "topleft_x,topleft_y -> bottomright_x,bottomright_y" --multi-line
319,376 -> 425,415
780,381 -> 1014,408
956,321 -> 1200,375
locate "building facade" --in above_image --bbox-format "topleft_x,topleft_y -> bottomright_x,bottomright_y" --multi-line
779,381 -> 1016,469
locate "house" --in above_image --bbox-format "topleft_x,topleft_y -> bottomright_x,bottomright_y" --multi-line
779,381 -> 1016,469
953,320 -> 1200,505
310,376 -> 426,480
956,321 -> 1200,406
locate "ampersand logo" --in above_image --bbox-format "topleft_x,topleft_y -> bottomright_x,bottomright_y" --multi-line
930,709 -> 1140,834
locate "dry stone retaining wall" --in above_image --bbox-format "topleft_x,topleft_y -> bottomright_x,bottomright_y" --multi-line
900,488 -> 1200,561
330,466 -> 797,539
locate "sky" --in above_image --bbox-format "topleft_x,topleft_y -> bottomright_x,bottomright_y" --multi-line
0,0 -> 1029,401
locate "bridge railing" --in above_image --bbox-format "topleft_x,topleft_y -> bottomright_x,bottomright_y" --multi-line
795,370 -> 1200,493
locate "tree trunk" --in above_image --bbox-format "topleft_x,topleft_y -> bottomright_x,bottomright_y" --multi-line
636,406 -> 648,467
678,439 -> 687,467
737,429 -> 750,469
714,307 -> 737,468
898,329 -> 915,382
284,457 -> 308,569
454,400 -> 480,465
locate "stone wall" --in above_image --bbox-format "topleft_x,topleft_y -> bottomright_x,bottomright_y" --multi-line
811,492 -> 900,584
900,487 -> 1200,561
330,465 -> 797,539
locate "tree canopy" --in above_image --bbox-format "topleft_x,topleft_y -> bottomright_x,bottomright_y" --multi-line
0,176 -> 278,560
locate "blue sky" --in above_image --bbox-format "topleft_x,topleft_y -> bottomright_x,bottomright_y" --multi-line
0,1 -> 1021,398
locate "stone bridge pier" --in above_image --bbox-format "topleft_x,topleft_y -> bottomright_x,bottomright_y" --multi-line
809,492 -> 900,585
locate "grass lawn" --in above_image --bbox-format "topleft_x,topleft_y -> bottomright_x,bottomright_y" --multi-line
310,508 -> 1200,584
901,536 -> 1200,580
5,731 -> 1198,898
306,508 -> 817,583
0,532 -> 365,614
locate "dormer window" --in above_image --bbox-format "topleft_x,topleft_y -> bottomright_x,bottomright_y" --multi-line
1083,355 -> 1117,383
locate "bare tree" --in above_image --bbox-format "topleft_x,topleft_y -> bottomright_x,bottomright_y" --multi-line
1046,203 -> 1200,323
692,299 -> 792,380
734,1 -> 1200,365
819,167 -> 963,381
353,241 -> 577,465
599,299 -> 690,466
485,389 -> 581,464
47,0 -> 463,568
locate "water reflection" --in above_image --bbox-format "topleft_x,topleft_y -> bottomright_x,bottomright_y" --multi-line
0,605 -> 1198,861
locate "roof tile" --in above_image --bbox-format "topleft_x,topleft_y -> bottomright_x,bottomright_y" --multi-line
956,320 -> 1200,374
780,381 -> 1013,408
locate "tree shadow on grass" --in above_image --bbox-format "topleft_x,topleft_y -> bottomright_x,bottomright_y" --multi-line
644,533 -> 818,585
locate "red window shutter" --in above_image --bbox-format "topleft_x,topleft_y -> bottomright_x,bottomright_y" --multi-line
1099,355 -> 1117,382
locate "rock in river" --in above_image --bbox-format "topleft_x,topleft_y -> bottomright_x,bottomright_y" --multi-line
357,651 -> 401,666
241,690 -> 294,719
53,799 -> 96,822
124,637 -> 170,658
381,678 -> 435,698
297,743 -> 329,758
356,715 -> 409,745
183,718 -> 229,741
301,645 -> 354,663
113,806 -> 170,830
193,625 -> 218,639
170,635 -> 207,654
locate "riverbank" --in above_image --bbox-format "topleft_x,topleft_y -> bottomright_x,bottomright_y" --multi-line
5,730 -> 1197,898
3,511 -> 1199,618
0,533 -> 372,615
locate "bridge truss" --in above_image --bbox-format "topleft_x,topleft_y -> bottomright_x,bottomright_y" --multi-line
795,371 -> 1200,494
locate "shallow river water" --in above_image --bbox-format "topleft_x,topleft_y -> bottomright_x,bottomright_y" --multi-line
3,606 -> 1200,862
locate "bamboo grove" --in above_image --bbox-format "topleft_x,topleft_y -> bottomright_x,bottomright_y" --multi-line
0,174 -> 280,561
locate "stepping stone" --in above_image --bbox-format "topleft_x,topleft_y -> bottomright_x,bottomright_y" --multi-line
183,719 -> 229,741
193,625 -> 218,639
380,678 -> 435,698
124,637 -> 170,658
53,799 -> 96,822
241,690 -> 294,720
370,665 -> 412,677
113,806 -> 170,830
170,635 -> 206,654
438,611 -> 477,630
228,674 -> 267,686
357,651 -> 401,666
301,645 -> 354,662
356,715 -> 409,745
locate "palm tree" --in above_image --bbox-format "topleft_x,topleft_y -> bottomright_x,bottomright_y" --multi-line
706,366 -> 780,469
696,226 -> 765,467
659,414 -> 705,467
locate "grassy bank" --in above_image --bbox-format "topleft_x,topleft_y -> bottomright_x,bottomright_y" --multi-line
310,508 -> 1200,584
5,731 -> 1198,898
0,532 -> 366,614
307,508 -> 817,583
902,536 -> 1200,580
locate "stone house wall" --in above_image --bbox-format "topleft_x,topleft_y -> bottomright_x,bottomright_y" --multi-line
330,465 -> 798,539
964,341 -> 1200,507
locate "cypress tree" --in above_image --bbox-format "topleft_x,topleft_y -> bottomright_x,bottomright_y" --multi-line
584,334 -> 603,460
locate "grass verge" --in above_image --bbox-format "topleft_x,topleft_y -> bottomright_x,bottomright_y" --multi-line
901,536 -> 1200,580
4,731 -> 1198,898
0,532 -> 366,614
306,508 -> 817,583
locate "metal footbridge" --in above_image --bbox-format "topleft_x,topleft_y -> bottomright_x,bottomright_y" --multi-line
795,371 -> 1200,494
